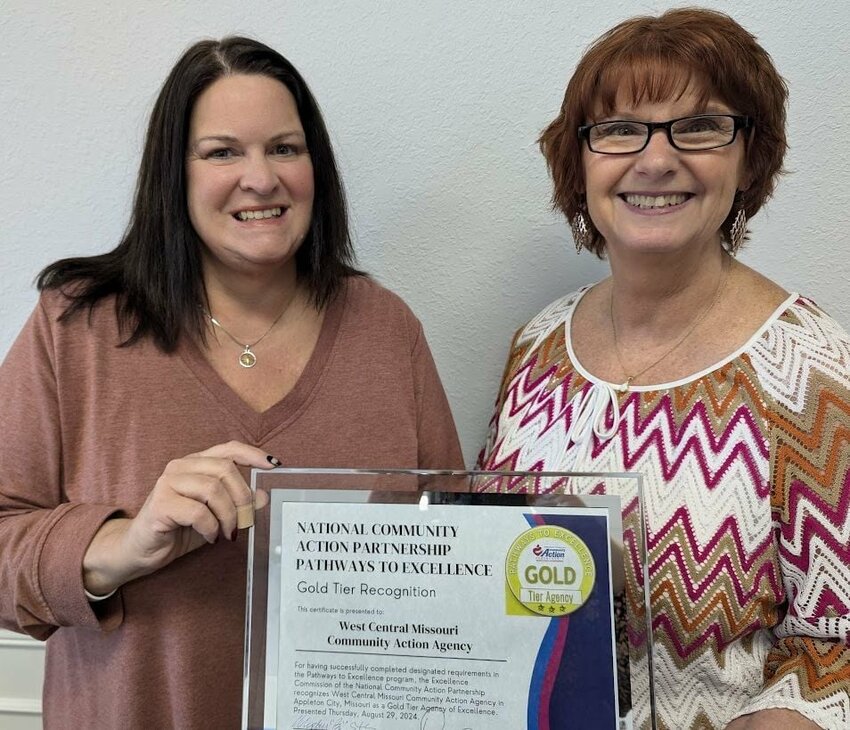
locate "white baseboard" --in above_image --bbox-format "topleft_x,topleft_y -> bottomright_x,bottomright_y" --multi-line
0,630 -> 44,723
0,697 -> 42,715
0,632 -> 43,650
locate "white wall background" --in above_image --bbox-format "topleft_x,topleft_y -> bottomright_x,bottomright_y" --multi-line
1,0 -> 848,465
1,0 -> 848,722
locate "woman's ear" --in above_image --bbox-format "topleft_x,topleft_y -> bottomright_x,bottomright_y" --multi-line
738,165 -> 753,193
738,129 -> 754,192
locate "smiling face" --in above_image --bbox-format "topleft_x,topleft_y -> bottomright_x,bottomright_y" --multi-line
186,73 -> 314,279
582,84 -> 748,258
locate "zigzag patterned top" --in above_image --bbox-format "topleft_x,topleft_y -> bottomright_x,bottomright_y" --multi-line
478,287 -> 850,729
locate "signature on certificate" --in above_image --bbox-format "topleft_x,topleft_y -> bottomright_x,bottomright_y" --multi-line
292,716 -> 376,730
419,707 -> 473,730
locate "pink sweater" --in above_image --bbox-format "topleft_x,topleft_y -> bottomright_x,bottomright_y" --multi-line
0,275 -> 463,728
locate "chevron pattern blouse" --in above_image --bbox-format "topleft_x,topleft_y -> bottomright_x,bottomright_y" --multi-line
478,288 -> 850,729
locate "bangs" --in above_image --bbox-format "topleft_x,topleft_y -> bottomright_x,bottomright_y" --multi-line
591,54 -> 714,119
540,7 -> 788,258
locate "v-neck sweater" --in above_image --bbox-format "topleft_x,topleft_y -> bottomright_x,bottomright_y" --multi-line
0,275 -> 463,729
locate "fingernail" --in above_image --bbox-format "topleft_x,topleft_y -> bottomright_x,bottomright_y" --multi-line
267,455 -> 282,467
231,528 -> 238,542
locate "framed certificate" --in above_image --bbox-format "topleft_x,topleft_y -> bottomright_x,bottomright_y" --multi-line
242,470 -> 656,730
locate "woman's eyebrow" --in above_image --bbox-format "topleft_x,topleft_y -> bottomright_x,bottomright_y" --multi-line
192,131 -> 306,145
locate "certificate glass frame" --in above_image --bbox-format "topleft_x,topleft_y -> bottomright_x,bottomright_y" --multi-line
243,469 -> 656,730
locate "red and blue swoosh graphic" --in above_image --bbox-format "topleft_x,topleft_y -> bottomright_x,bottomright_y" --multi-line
523,512 -> 618,730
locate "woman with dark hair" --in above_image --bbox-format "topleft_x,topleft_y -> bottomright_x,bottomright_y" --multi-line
0,37 -> 462,728
479,9 -> 849,730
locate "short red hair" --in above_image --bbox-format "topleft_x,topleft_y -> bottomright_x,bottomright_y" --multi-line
540,8 -> 788,256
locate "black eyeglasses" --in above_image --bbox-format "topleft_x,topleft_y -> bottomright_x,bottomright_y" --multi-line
578,114 -> 752,154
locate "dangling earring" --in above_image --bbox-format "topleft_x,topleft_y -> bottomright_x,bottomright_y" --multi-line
728,205 -> 747,256
570,208 -> 592,254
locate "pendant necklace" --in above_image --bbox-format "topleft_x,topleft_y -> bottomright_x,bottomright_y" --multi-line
206,298 -> 293,369
610,258 -> 731,393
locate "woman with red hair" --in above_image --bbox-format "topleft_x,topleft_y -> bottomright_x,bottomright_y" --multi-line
479,9 -> 849,729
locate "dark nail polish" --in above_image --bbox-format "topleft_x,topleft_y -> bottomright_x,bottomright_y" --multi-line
267,455 -> 282,467
231,528 -> 238,542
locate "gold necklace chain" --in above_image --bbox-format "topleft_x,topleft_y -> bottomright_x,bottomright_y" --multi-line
610,258 -> 730,393
206,298 -> 293,369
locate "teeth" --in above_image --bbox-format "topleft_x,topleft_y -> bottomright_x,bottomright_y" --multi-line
236,207 -> 283,221
623,194 -> 688,209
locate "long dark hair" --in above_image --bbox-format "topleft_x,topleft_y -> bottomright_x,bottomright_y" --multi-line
38,36 -> 360,351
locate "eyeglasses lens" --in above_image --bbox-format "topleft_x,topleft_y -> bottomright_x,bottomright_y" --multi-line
671,116 -> 735,150
589,115 -> 736,153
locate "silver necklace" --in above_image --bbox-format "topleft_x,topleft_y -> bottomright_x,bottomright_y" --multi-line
207,303 -> 290,369
610,258 -> 730,392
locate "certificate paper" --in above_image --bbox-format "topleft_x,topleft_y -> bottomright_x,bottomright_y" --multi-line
273,500 -> 618,730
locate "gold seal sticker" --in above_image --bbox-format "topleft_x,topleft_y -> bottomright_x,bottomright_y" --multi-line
505,525 -> 595,617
